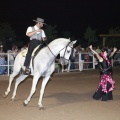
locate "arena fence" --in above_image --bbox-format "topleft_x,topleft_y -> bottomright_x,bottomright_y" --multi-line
62,53 -> 97,72
0,52 -> 120,76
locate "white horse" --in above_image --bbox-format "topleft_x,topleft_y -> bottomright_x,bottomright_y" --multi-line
4,38 -> 76,109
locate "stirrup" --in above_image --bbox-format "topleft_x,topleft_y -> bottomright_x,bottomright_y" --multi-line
23,68 -> 31,75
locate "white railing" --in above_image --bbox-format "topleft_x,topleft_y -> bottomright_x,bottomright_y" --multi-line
59,52 -> 120,72
64,53 -> 97,72
0,53 -> 16,76
0,52 -> 120,76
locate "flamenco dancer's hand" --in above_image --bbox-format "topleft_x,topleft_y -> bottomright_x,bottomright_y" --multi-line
113,47 -> 117,52
89,45 -> 93,50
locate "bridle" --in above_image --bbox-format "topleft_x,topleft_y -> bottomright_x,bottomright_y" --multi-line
60,42 -> 73,62
45,41 -> 73,62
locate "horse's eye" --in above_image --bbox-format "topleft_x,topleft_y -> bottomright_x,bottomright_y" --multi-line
67,50 -> 70,53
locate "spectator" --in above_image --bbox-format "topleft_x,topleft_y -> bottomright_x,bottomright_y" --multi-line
113,49 -> 120,67
70,45 -> 76,70
7,45 -> 17,73
88,47 -> 93,68
95,46 -> 101,54
79,47 -> 85,71
0,46 -> 7,74
105,46 -> 111,56
74,45 -> 80,69
84,47 -> 89,69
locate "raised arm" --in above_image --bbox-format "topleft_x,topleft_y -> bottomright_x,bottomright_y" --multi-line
89,45 -> 103,62
110,47 -> 117,57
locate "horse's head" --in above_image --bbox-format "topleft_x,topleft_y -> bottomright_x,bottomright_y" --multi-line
59,40 -> 77,65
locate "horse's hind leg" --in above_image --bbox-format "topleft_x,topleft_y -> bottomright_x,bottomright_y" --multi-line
4,71 -> 19,97
11,74 -> 28,101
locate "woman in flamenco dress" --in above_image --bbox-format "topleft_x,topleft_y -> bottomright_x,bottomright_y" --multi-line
89,45 -> 117,101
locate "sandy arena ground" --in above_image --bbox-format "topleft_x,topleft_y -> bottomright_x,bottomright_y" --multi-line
0,68 -> 120,120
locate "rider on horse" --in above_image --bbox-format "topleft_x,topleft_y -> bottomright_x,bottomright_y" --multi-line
23,17 -> 47,75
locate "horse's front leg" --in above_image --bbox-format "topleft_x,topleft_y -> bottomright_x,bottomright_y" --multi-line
38,76 -> 50,110
23,75 -> 40,106
11,74 -> 28,101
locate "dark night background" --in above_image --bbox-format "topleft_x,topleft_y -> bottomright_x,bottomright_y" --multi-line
0,0 -> 120,47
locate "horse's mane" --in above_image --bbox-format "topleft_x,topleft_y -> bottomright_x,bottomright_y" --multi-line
48,38 -> 70,47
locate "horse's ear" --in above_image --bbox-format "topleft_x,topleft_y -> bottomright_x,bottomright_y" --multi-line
72,40 -> 77,44
69,40 -> 77,47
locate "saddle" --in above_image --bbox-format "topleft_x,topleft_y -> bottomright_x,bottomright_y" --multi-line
21,45 -> 40,57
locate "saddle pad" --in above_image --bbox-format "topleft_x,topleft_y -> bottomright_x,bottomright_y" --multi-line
21,45 -> 40,57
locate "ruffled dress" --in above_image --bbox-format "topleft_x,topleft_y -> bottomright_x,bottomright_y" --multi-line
93,57 -> 115,101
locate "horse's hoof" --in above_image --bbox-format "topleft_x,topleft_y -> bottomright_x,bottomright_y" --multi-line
2,94 -> 7,98
23,100 -> 28,106
39,106 -> 45,110
23,102 -> 27,106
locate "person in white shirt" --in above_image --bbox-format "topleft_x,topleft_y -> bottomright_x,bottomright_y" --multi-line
23,17 -> 47,75
7,50 -> 15,73
7,45 -> 18,73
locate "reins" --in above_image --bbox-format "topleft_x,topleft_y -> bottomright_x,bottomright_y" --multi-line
44,41 -> 56,58
32,40 -> 72,70
44,40 -> 72,58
